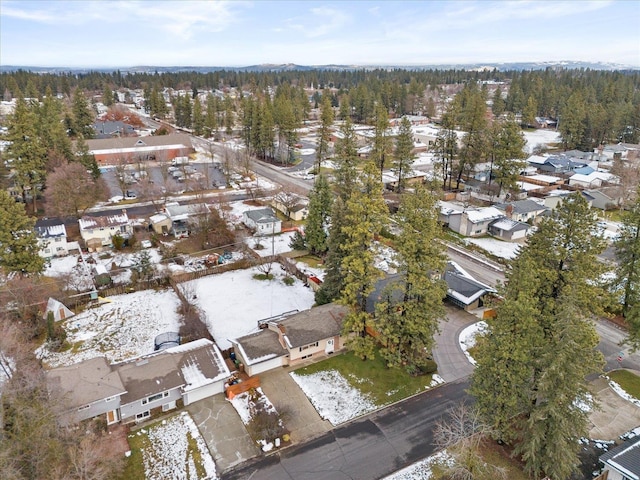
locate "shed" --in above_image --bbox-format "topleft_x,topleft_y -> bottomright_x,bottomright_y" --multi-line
43,297 -> 74,322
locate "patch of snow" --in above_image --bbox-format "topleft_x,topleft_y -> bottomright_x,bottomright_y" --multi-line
522,129 -> 562,153
289,370 -> 378,425
465,238 -> 521,260
185,264 -> 315,349
621,426 -> 640,440
459,321 -> 487,366
139,411 -> 218,480
382,450 -> 454,479
608,378 -> 640,408
36,289 -> 182,367
298,148 -> 315,155
573,392 -> 594,413
246,231 -> 297,257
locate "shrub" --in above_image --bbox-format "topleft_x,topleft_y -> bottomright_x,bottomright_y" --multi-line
282,276 -> 295,286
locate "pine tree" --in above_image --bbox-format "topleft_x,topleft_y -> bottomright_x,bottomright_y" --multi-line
75,135 -> 100,178
333,117 -> 359,201
471,193 -> 606,479
0,190 -> 46,274
339,161 -> 388,359
6,96 -> 47,213
615,187 -> 640,350
392,116 -> 415,192
488,114 -> 527,194
102,84 -> 114,106
492,86 -> 505,117
559,90 -> 586,150
303,175 -> 332,255
374,186 -> 447,370
192,96 -> 204,136
71,88 -> 95,139
315,93 -> 334,173
370,102 -> 392,179
38,87 -> 73,161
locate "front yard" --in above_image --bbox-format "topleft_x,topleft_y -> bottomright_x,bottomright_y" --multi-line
120,412 -> 218,480
290,350 -> 444,425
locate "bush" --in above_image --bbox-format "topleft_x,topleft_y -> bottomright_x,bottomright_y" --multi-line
282,276 -> 295,286
112,234 -> 125,251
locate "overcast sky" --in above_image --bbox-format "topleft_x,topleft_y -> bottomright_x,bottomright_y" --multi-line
1,0 -> 639,68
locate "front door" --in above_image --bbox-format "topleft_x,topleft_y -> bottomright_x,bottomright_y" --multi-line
325,338 -> 335,354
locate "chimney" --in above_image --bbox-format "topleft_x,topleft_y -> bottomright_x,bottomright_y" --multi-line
505,204 -> 514,219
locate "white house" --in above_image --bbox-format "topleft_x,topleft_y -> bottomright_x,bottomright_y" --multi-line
79,212 -> 133,250
35,218 -> 74,258
597,435 -> 640,480
242,208 -> 282,236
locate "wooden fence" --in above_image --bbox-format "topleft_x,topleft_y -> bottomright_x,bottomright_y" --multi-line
226,376 -> 261,400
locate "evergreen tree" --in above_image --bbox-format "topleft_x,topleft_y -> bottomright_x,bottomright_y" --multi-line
370,102 -> 392,179
102,84 -> 114,106
205,93 -> 219,138
6,96 -> 47,213
491,86 -> 505,117
38,86 -> 73,162
71,88 -> 95,139
192,96 -> 204,136
315,93 -> 334,173
75,135 -> 100,178
392,116 -> 415,192
488,114 -> 527,194
332,117 -> 359,201
615,187 -> 640,350
522,96 -> 537,127
471,193 -> 606,480
304,174 -> 332,255
374,186 -> 446,370
559,90 -> 586,150
339,161 -> 388,359
0,190 -> 46,274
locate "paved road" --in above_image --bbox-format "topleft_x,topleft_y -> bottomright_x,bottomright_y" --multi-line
595,319 -> 640,372
445,245 -> 506,288
221,379 -> 471,480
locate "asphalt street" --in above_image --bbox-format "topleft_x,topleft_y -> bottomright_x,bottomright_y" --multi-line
222,379 -> 471,480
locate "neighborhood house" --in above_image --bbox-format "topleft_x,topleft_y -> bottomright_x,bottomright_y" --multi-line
35,218 -> 76,258
46,339 -> 230,425
79,212 -> 133,251
242,208 -> 282,236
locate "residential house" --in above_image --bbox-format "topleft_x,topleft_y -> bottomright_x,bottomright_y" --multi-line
231,304 -> 348,376
569,170 -> 617,189
535,155 -> 588,174
446,206 -> 505,237
488,218 -> 530,241
35,218 -> 75,258
271,194 -> 309,221
494,199 -> 548,223
92,121 -> 136,139
242,208 -> 282,236
533,116 -> 557,129
544,190 -> 595,210
597,435 -> 640,480
156,202 -> 212,238
85,133 -> 194,165
585,187 -> 624,210
79,212 -> 133,251
46,339 -> 230,425
444,261 -> 496,311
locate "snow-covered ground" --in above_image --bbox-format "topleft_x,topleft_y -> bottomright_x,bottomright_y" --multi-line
245,231 -> 297,257
458,321 -> 487,366
184,264 -> 315,349
290,370 -> 378,425
464,237 -> 521,260
608,377 -> 640,408
382,450 -> 453,480
522,129 -> 562,153
229,386 -> 283,452
136,411 -> 218,480
36,288 -> 182,367
290,369 -> 444,426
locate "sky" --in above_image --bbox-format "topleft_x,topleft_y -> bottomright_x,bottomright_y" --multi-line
1,0 -> 639,68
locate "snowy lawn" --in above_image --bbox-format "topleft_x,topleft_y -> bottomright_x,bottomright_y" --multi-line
290,351 -> 444,426
245,231 -> 297,257
184,264 -> 315,349
607,370 -> 640,408
459,321 -> 487,366
522,129 -> 562,153
464,237 -> 521,260
128,412 -> 218,480
36,288 -> 182,367
382,450 -> 453,480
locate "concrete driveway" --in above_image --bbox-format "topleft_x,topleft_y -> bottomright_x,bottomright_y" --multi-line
432,306 -> 479,382
589,373 -> 640,439
259,365 -> 333,444
186,394 -> 260,473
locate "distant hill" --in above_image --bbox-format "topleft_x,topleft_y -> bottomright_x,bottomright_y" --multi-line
1,61 -> 637,74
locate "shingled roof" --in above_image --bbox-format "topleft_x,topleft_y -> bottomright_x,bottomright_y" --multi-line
600,436 -> 640,479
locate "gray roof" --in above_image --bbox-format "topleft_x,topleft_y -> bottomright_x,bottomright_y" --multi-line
444,262 -> 494,306
233,329 -> 285,365
244,208 -> 279,224
85,133 -> 193,152
35,218 -> 67,238
277,303 -> 347,348
495,199 -> 547,215
600,436 -> 640,478
46,357 -> 126,409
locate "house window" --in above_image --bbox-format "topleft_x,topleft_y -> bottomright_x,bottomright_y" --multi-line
105,396 -> 116,402
299,342 -> 319,352
142,392 -> 165,405
136,411 -> 150,421
78,404 -> 91,412
55,237 -> 62,243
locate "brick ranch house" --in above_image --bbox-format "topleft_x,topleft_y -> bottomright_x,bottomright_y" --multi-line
85,133 -> 194,165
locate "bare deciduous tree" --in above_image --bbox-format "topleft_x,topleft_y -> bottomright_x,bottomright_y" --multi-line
45,162 -> 107,218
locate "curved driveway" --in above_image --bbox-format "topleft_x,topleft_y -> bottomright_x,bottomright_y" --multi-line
432,306 -> 479,382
